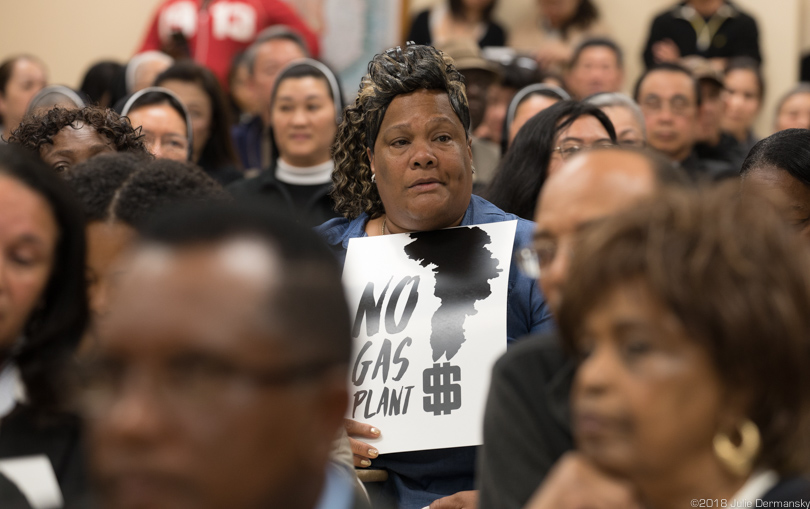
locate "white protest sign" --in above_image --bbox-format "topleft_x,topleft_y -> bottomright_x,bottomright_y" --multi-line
0,455 -> 63,509
342,220 -> 517,454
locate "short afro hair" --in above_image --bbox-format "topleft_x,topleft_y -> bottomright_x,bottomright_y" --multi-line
7,106 -> 146,156
65,154 -> 229,230
62,152 -> 151,222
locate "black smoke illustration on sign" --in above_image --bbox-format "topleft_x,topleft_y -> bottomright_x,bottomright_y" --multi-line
404,226 -> 502,361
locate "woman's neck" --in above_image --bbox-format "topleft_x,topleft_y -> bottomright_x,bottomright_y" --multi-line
634,453 -> 746,509
280,153 -> 332,168
365,211 -> 466,237
457,7 -> 484,24
275,158 -> 333,185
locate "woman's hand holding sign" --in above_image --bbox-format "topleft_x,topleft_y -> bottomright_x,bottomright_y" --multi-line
345,418 -> 380,467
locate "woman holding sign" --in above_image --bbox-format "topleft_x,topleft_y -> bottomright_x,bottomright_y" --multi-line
316,43 -> 555,509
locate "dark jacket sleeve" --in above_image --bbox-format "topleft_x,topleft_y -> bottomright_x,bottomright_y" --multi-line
734,14 -> 761,62
643,13 -> 668,69
477,334 -> 575,509
407,10 -> 432,46
0,473 -> 32,509
761,477 -> 810,503
0,406 -> 87,508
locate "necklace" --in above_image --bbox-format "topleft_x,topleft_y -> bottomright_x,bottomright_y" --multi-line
381,217 -> 387,235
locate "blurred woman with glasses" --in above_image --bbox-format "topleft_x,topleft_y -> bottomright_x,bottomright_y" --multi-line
120,87 -> 192,163
485,100 -> 616,220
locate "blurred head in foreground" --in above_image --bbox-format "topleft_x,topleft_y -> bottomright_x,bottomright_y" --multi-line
559,184 -> 810,507
76,202 -> 351,509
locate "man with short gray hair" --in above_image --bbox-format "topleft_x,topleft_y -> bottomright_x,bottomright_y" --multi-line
232,26 -> 310,171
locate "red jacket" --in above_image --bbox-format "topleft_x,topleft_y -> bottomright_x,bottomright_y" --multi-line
138,0 -> 319,86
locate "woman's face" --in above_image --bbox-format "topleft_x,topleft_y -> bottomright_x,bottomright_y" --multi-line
0,58 -> 47,132
775,92 -> 810,132
86,221 -> 137,318
722,69 -> 761,136
159,80 -> 212,164
547,115 -> 613,177
539,0 -> 580,28
0,174 -> 58,348
127,103 -> 189,162
508,94 -> 560,145
271,76 -> 337,167
39,123 -> 116,173
572,282 -> 730,478
369,89 -> 473,232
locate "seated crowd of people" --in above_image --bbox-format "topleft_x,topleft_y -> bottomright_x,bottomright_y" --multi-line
0,0 -> 808,508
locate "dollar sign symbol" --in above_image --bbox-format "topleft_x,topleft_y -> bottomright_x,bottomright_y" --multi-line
422,362 -> 461,415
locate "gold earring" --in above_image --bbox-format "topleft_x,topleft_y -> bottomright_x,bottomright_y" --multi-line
713,419 -> 761,477
471,165 -> 476,175
371,173 -> 376,183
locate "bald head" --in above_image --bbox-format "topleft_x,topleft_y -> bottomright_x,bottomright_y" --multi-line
105,238 -> 281,345
533,149 -> 661,314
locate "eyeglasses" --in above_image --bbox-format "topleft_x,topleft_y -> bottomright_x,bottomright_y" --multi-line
640,95 -> 695,116
515,237 -> 578,280
515,247 -> 542,280
618,138 -> 646,149
553,141 -> 616,160
71,354 -> 337,418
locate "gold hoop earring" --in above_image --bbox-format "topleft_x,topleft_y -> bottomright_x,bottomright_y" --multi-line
713,419 -> 761,477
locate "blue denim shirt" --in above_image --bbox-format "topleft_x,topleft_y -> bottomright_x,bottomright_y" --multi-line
315,195 -> 555,509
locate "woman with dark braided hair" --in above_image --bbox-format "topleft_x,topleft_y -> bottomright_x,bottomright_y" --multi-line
316,43 -> 554,509
8,106 -> 146,173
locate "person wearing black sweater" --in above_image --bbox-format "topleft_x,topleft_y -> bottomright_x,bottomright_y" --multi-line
643,0 -> 760,69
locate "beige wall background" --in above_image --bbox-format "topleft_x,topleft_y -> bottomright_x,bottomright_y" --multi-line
412,0 -> 802,136
0,0 -> 802,135
0,0 -> 164,87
